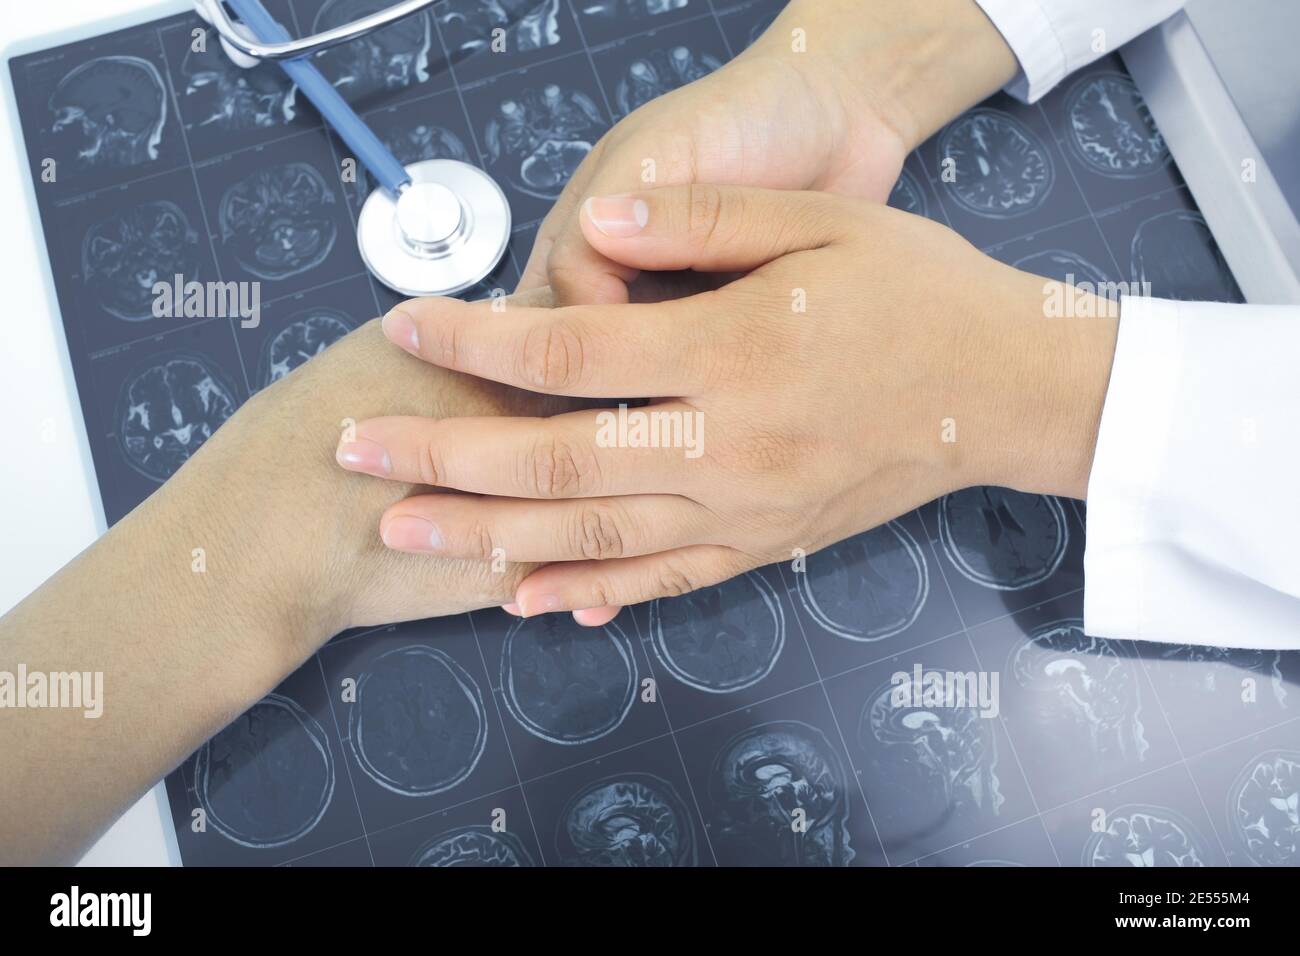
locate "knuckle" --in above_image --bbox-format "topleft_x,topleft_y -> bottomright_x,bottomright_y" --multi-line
685,183 -> 728,248
417,435 -> 442,487
525,437 -> 596,498
570,504 -> 627,560
468,522 -> 497,561
654,561 -> 697,599
519,320 -> 585,391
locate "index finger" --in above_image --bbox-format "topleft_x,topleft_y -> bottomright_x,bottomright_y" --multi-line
380,294 -> 721,398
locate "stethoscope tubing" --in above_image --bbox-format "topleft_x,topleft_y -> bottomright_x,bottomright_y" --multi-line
222,0 -> 413,195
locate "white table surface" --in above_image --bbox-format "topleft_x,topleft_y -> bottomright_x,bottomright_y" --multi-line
0,0 -> 188,867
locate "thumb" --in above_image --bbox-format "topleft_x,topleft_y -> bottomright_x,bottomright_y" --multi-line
579,184 -> 850,273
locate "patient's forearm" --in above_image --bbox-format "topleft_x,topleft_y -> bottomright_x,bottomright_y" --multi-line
0,312 -> 569,864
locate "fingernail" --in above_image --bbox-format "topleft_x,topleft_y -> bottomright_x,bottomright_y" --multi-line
381,515 -> 444,552
336,438 -> 391,477
572,607 -> 611,627
519,593 -> 564,617
584,195 -> 649,238
382,308 -> 420,353
502,603 -> 522,616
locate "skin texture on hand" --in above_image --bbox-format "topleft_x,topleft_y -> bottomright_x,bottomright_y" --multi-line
518,0 -> 1018,307
0,295 -> 576,864
347,185 -> 1120,618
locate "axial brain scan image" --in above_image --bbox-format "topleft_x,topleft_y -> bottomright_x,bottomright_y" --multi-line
615,46 -> 721,116
862,672 -> 1004,825
939,487 -> 1068,590
940,109 -> 1055,217
180,38 -> 297,130
409,826 -> 536,866
1066,73 -> 1169,178
313,0 -> 433,97
1228,751 -> 1300,866
218,162 -> 339,280
798,523 -> 928,643
49,55 -> 167,168
116,353 -> 238,482
649,572 -> 785,693
195,694 -> 335,848
81,200 -> 201,321
557,774 -> 697,866
1130,209 -> 1241,302
887,168 -> 928,217
484,83 -> 605,199
500,615 -> 637,744
1083,805 -> 1207,867
438,0 -> 563,57
260,309 -> 353,386
347,645 -> 488,796
1011,620 -> 1149,765
708,721 -> 854,866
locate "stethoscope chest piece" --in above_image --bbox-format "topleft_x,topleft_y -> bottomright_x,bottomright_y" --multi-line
358,159 -> 512,298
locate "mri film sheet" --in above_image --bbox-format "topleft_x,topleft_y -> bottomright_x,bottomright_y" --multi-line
11,0 -> 1290,867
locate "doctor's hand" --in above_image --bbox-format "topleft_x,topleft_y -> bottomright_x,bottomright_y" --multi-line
342,185 -> 1120,617
517,0 -> 1018,306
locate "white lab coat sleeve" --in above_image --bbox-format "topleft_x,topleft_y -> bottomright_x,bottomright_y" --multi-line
973,0 -> 1186,102
1084,296 -> 1300,649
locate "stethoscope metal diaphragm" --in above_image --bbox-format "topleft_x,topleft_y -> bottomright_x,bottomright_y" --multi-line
358,159 -> 512,298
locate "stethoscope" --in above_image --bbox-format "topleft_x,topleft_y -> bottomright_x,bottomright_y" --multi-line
195,0 -> 510,297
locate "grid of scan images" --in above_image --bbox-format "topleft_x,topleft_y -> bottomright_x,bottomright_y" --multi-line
11,0 -> 1296,868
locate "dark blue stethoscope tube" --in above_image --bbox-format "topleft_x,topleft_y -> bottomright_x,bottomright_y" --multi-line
222,0 -> 413,195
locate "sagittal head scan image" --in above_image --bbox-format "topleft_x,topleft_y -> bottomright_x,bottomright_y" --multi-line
347,645 -> 488,797
1227,751 -> 1300,866
115,353 -> 239,482
1065,72 -> 1170,179
708,721 -> 854,867
939,108 -> 1055,217
409,825 -> 536,867
557,773 -> 698,866
81,200 -> 201,321
217,162 -> 339,280
48,55 -> 168,169
195,694 -> 336,849
13,1 -> 1276,868
1083,805 -> 1209,867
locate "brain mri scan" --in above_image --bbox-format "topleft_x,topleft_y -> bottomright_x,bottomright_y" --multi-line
887,168 -> 928,217
940,109 -> 1055,218
1153,645 -> 1288,708
347,645 -> 488,797
579,0 -> 690,22
1130,209 -> 1241,302
1083,805 -> 1207,867
116,352 -> 238,482
649,571 -> 785,693
614,46 -> 722,116
260,309 -> 353,386
862,671 -> 1004,826
1228,751 -> 1300,866
313,0 -> 432,98
409,825 -> 536,866
939,487 -> 1068,591
218,162 -> 338,280
1011,620 -> 1149,765
557,773 -> 697,866
708,721 -> 855,866
49,55 -> 167,168
484,83 -> 605,199
500,615 -> 637,744
1012,249 -> 1112,287
81,200 -> 201,321
438,0 -> 563,57
180,37 -> 297,131
195,694 -> 335,848
1065,73 -> 1170,178
797,523 -> 929,643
